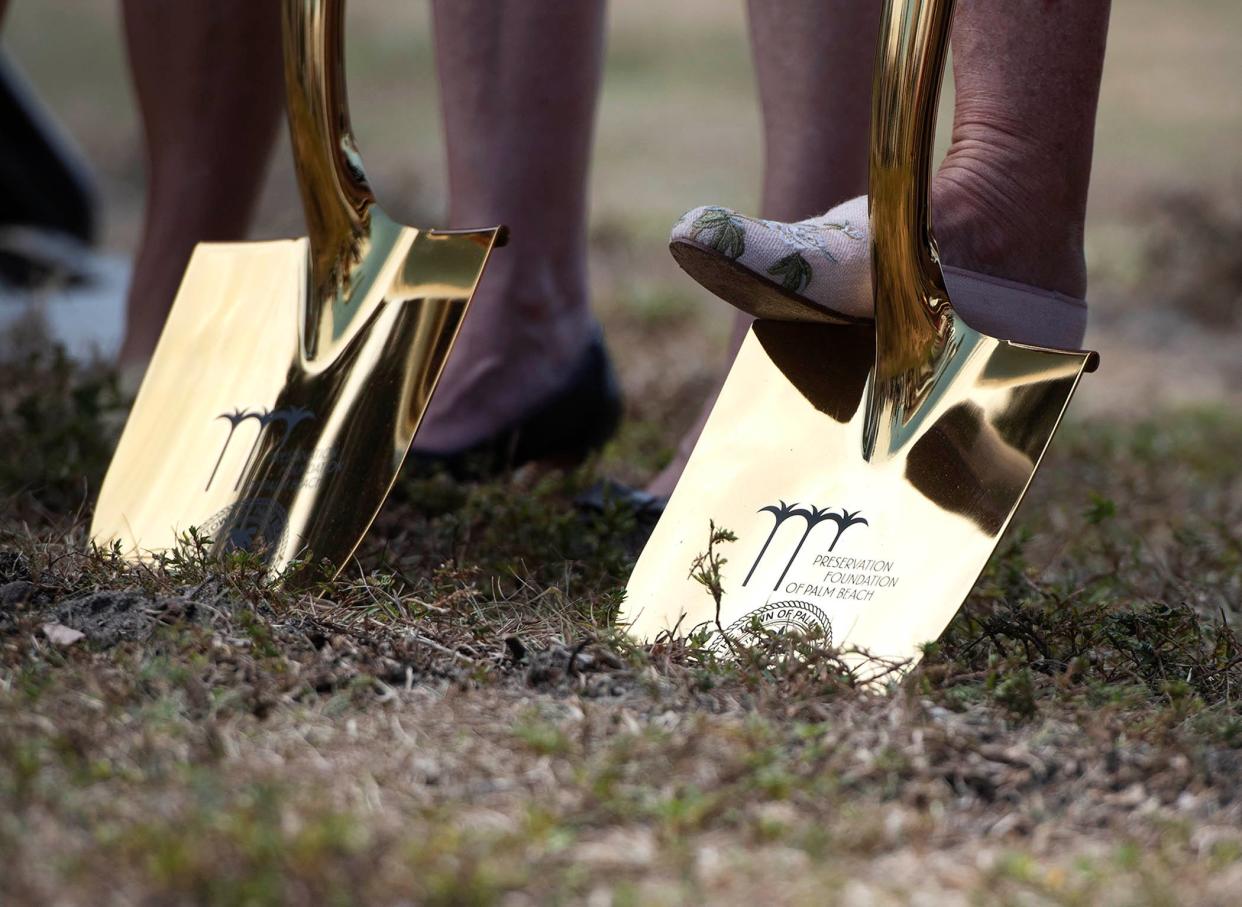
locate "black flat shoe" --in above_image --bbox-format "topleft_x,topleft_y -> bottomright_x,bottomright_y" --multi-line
575,478 -> 667,552
576,478 -> 666,523
411,332 -> 623,480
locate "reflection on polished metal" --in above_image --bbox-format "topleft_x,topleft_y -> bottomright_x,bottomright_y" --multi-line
91,0 -> 504,580
620,0 -> 1098,673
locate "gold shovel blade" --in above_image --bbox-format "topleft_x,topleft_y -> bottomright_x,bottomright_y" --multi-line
91,221 -> 499,577
90,0 -> 504,578
620,319 -> 1095,669
621,0 -> 1098,670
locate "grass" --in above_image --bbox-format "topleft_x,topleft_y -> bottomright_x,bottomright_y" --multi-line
2,326 -> 1242,903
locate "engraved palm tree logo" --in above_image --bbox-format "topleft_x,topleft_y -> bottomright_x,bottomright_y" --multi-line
744,500 -> 798,587
269,406 -> 316,445
231,408 -> 273,491
774,505 -> 837,591
206,408 -> 265,492
233,407 -> 318,491
825,509 -> 869,551
743,500 -> 871,590
206,406 -> 317,492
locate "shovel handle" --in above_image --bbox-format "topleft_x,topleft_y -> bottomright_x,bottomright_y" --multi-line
868,0 -> 956,376
282,0 -> 376,283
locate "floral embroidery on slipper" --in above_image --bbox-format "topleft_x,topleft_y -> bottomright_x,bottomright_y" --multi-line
767,252 -> 814,293
762,219 -> 864,264
687,207 -> 747,260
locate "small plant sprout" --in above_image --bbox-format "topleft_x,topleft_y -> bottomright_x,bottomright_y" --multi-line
688,520 -> 738,655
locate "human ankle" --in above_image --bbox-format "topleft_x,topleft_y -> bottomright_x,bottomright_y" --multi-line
933,114 -> 1089,298
410,245 -> 596,451
468,244 -> 592,327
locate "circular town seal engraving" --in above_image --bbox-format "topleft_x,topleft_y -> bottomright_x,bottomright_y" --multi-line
201,498 -> 289,556
721,600 -> 833,648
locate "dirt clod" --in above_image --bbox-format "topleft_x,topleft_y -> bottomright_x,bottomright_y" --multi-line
526,641 -> 631,693
0,579 -> 34,606
49,591 -> 161,647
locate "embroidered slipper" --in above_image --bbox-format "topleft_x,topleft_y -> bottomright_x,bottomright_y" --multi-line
669,195 -> 1087,349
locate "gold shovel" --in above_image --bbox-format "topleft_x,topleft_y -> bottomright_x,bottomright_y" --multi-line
91,0 -> 504,579
620,0 -> 1098,672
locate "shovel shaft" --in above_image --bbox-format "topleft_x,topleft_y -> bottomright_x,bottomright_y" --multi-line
282,0 -> 376,291
868,0 -> 956,378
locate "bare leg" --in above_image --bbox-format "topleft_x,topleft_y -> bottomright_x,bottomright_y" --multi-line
118,0 -> 283,368
414,0 -> 606,454
749,0 -> 883,224
647,0 -> 882,498
651,0 -> 1110,497
936,0 -> 1111,298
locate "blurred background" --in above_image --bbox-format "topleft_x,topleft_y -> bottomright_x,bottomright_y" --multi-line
2,0 -> 1240,474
